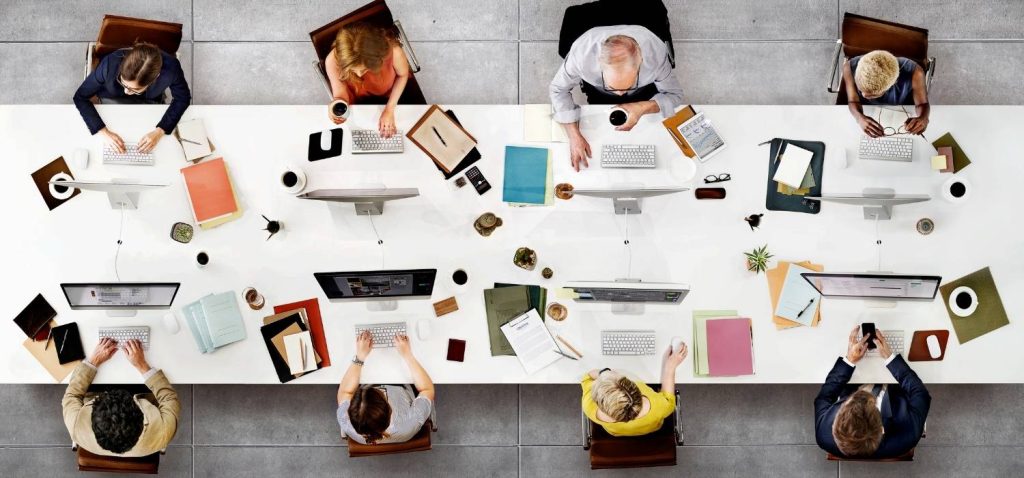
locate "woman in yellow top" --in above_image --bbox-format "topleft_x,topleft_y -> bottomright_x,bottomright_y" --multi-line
325,21 -> 411,138
581,342 -> 688,436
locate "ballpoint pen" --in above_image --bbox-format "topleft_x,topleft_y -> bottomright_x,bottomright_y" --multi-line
43,328 -> 53,351
796,298 -> 816,317
431,126 -> 447,146
300,339 -> 308,370
554,349 -> 578,361
59,329 -> 69,354
180,137 -> 202,145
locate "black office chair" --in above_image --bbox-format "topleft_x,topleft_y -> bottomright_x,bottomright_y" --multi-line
825,422 -> 926,462
581,387 -> 683,469
558,0 -> 675,67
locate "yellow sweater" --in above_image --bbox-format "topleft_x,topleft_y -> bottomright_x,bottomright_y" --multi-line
581,373 -> 675,436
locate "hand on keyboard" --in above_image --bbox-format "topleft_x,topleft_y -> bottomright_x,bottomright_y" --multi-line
89,337 -> 118,366
395,334 -> 412,358
137,128 -> 164,153
356,330 -> 374,361
124,339 -> 152,373
379,107 -> 397,138
99,127 -> 127,153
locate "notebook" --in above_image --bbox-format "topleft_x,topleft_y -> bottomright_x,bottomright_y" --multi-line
692,310 -> 737,376
772,144 -> 814,189
273,298 -> 330,367
181,158 -> 242,229
260,312 -> 310,383
484,286 -> 533,356
502,146 -> 552,206
767,261 -> 824,329
705,317 -> 754,376
22,320 -> 80,382
775,263 -> 822,326
407,105 -> 478,173
52,323 -> 85,365
523,104 -> 569,143
181,291 -> 247,353
174,118 -> 214,162
285,331 -> 318,375
500,309 -> 562,375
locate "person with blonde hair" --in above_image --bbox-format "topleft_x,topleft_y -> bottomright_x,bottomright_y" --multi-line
581,342 -> 687,436
325,21 -> 411,137
841,49 -> 930,137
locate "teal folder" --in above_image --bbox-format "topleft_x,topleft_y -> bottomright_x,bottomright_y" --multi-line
503,146 -> 549,205
181,291 -> 247,353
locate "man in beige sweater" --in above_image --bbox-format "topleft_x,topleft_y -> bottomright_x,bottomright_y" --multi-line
62,338 -> 180,457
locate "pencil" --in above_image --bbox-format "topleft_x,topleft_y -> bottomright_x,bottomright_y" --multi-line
556,335 -> 583,358
43,328 -> 53,350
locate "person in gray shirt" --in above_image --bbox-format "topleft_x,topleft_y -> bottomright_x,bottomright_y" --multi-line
549,24 -> 684,171
336,331 -> 435,444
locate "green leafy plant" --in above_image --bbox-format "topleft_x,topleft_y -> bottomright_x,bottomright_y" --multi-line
744,245 -> 773,274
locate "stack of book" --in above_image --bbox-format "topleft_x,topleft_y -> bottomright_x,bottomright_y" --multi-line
502,145 -> 553,206
261,306 -> 324,383
772,143 -> 816,196
181,157 -> 242,230
692,310 -> 754,377
181,291 -> 247,354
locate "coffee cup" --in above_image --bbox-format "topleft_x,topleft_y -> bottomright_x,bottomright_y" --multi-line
948,286 -> 979,317
280,166 -> 307,194
608,107 -> 628,127
196,251 -> 210,269
547,303 -> 568,321
329,100 -> 350,121
942,177 -> 971,204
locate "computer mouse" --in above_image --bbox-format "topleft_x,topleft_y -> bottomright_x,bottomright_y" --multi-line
70,148 -> 89,170
416,319 -> 432,341
320,129 -> 333,150
926,334 -> 941,359
670,336 -> 684,354
162,313 -> 180,334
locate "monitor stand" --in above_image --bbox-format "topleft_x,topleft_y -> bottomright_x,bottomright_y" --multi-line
366,300 -> 398,312
107,178 -> 142,210
355,182 -> 387,216
861,187 -> 896,220
106,310 -> 138,317
610,278 -> 645,315
612,197 -> 642,215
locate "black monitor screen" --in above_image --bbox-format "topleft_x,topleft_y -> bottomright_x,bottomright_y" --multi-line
314,270 -> 436,299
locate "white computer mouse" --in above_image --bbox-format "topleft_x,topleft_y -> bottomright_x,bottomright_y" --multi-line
162,313 -> 180,334
320,129 -> 333,150
416,319 -> 432,341
670,336 -> 684,354
70,148 -> 89,170
926,334 -> 942,359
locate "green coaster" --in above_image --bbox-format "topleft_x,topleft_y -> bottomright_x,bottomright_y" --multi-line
940,267 -> 1009,344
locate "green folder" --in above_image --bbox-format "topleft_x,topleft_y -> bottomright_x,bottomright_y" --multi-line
692,310 -> 737,376
931,132 -> 972,173
484,286 -> 533,356
940,267 -> 1009,344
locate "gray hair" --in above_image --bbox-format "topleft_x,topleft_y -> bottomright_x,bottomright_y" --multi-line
599,35 -> 640,68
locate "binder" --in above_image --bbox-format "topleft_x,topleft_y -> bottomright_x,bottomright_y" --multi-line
502,146 -> 551,206
705,318 -> 755,376
484,286 -> 533,356
273,298 -> 330,367
660,105 -> 698,158
181,158 -> 242,229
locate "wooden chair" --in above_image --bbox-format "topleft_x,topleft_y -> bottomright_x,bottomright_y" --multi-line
558,0 -> 675,67
826,12 -> 936,105
84,14 -> 183,79
346,390 -> 438,457
581,388 -> 683,469
308,0 -> 426,104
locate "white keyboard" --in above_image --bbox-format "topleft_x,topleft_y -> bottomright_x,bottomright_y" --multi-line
103,143 -> 155,166
601,144 -> 656,168
858,329 -> 905,356
98,326 -> 151,350
858,136 -> 913,162
354,322 -> 408,348
601,330 -> 657,356
351,129 -> 404,154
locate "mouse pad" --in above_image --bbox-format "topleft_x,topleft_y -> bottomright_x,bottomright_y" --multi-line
308,128 -> 343,161
940,267 -> 1009,344
31,157 -> 80,210
908,330 -> 949,361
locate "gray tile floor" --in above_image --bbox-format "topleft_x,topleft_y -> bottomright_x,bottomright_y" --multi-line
1,1 -> 1023,476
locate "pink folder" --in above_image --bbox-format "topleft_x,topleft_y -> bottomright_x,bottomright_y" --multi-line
706,318 -> 754,376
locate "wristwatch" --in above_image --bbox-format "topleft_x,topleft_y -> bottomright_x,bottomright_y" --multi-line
352,356 -> 365,366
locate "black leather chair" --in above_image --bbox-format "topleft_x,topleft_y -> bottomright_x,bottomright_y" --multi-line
558,0 -> 675,67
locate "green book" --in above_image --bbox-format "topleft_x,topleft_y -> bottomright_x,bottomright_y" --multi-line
693,310 -> 738,376
495,283 -> 547,321
483,286 -> 533,356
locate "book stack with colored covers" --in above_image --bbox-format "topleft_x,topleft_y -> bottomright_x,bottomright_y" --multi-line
181,157 -> 242,229
261,299 -> 329,383
181,291 -> 247,354
692,310 -> 754,377
502,145 -> 553,206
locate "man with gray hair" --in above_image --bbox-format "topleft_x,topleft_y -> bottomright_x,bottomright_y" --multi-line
550,25 -> 683,171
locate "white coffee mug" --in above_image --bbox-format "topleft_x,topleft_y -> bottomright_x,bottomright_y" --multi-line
948,286 -> 979,317
280,166 -> 307,195
942,176 -> 971,204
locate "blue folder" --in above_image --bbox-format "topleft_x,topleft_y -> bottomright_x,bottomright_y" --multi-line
503,146 -> 549,205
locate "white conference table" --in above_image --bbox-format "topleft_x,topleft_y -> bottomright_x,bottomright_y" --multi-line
1,104 -> 1021,385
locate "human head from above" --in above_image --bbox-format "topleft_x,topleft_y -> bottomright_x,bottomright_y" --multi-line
333,22 -> 399,82
91,388 -> 144,454
591,370 -> 643,422
832,389 -> 884,457
599,35 -> 642,96
348,385 -> 392,444
117,41 -> 163,95
854,50 -> 900,100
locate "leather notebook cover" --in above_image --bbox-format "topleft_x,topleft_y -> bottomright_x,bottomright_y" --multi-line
428,110 -> 481,179
447,339 -> 467,362
14,293 -> 57,338
407,105 -> 478,173
274,298 -> 330,367
22,319 -> 80,382
931,133 -> 972,173
661,105 -> 698,158
307,129 -> 344,161
181,158 -> 238,222
52,323 -> 85,365
31,156 -> 80,211
907,330 -> 949,361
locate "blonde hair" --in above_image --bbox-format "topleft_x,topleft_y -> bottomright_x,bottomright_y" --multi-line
591,371 -> 643,422
832,390 -> 884,457
854,50 -> 900,98
599,35 -> 640,69
332,22 -> 398,87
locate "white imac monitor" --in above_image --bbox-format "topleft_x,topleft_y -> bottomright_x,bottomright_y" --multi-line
60,283 -> 181,317
805,188 -> 929,220
298,188 -> 419,215
47,179 -> 168,210
570,187 -> 689,214
800,273 -> 941,301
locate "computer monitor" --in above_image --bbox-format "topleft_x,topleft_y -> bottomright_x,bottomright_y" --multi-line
298,188 -> 419,215
314,269 -> 437,311
570,187 -> 689,214
564,280 -> 690,303
805,188 -> 929,220
60,283 -> 180,317
47,179 -> 168,210
800,273 -> 941,301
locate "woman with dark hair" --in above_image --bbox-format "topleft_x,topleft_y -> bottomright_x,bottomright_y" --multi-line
337,331 -> 435,444
72,41 -> 192,153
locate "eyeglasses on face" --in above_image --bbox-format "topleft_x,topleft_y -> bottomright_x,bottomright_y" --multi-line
704,173 -> 731,184
117,77 -> 148,95
601,70 -> 641,93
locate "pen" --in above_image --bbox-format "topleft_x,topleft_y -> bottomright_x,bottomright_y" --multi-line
431,126 -> 447,146
180,137 -> 202,146
44,328 -> 53,351
59,330 -> 69,354
796,298 -> 815,317
554,349 -> 578,361
300,339 -> 307,370
556,335 -> 583,358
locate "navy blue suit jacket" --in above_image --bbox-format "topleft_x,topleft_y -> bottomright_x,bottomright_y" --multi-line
814,355 -> 930,458
72,49 -> 191,135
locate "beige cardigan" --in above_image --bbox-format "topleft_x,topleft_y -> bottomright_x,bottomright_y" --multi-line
62,363 -> 180,457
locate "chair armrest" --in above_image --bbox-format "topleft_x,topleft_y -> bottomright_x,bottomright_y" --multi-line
394,20 -> 421,73
581,409 -> 592,450
665,40 -> 675,69
673,389 -> 684,445
826,40 -> 844,93
925,57 -> 936,92
312,59 -> 332,100
84,42 -> 95,80
429,401 -> 438,433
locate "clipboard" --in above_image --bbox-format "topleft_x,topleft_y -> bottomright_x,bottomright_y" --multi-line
407,105 -> 478,173
660,105 -> 698,158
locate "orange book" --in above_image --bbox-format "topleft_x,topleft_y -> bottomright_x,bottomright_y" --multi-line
181,158 -> 241,228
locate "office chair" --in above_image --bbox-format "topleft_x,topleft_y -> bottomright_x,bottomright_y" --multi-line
308,0 -> 426,104
827,12 -> 936,105
581,388 -> 683,469
345,387 -> 438,457
825,422 -> 926,462
83,14 -> 183,105
72,383 -> 164,474
558,0 -> 676,68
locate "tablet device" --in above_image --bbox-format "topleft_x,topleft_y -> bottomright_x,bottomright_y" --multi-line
677,112 -> 726,163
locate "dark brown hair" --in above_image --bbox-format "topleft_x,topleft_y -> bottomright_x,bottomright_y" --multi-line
118,42 -> 163,87
832,390 -> 884,457
348,386 -> 392,444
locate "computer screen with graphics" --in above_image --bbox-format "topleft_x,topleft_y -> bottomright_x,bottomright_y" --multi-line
314,270 -> 437,299
800,273 -> 941,300
60,283 -> 180,310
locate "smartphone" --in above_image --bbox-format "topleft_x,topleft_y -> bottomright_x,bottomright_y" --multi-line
861,322 -> 877,350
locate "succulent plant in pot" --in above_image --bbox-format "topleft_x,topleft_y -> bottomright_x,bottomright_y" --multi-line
744,245 -> 773,274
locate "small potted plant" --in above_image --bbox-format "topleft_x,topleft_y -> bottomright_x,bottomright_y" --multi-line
744,245 -> 773,274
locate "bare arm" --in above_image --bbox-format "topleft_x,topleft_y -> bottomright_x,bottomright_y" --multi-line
842,60 -> 884,137
385,46 -> 410,110
905,66 -> 930,134
337,331 -> 373,404
660,343 -> 687,393
396,335 -> 434,401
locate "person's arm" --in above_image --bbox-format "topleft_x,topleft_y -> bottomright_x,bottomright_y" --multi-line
63,339 -> 117,438
875,332 -> 930,440
905,65 -> 930,134
324,52 -> 353,103
73,57 -> 110,135
377,45 -> 410,138
549,56 -> 593,171
660,342 -> 687,393
395,334 -> 434,401
337,330 -> 373,404
124,340 -> 179,447
842,60 -> 884,137
154,59 -> 192,135
815,327 -> 867,429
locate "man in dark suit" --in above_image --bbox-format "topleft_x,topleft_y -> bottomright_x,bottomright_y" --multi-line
814,326 -> 931,458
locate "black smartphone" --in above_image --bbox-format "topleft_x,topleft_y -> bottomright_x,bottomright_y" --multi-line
861,322 -> 877,350
465,166 -> 491,195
